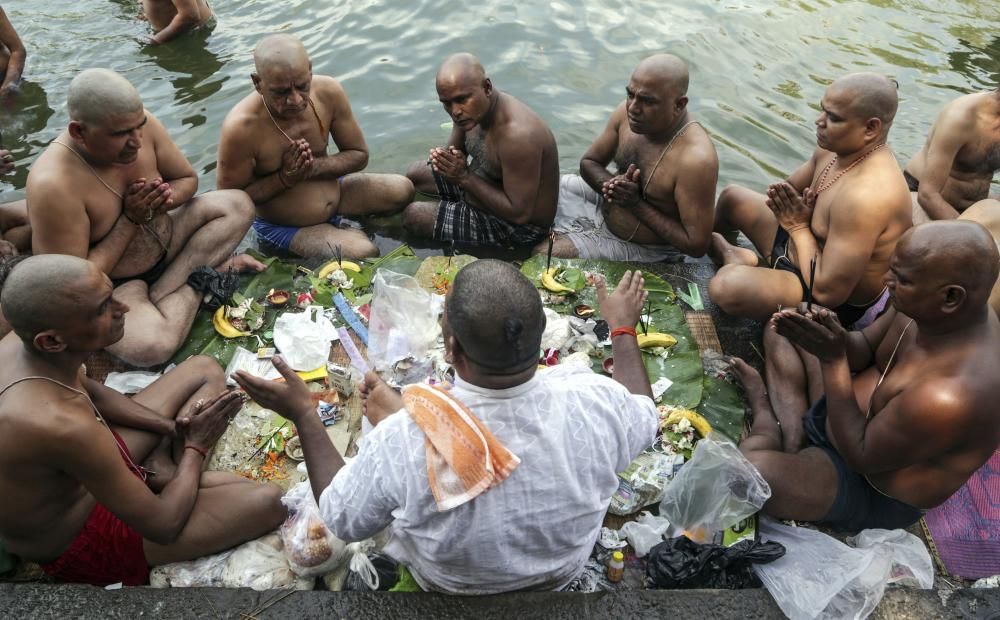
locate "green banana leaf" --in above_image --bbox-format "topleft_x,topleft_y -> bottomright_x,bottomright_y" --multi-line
520,255 -> 704,408
696,375 -> 746,444
171,246 -> 421,367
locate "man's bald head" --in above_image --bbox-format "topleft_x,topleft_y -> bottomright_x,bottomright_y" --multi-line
902,220 -> 1000,306
445,259 -> 544,373
67,69 -> 143,127
829,72 -> 899,127
436,53 -> 487,89
253,34 -> 311,78
0,255 -> 101,343
632,54 -> 690,95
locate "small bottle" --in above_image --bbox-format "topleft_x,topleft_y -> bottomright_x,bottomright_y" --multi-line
607,551 -> 625,583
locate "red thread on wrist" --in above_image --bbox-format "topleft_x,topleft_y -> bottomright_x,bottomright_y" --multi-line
611,326 -> 637,339
184,444 -> 208,459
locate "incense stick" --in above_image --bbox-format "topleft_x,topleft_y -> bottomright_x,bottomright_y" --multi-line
545,231 -> 554,271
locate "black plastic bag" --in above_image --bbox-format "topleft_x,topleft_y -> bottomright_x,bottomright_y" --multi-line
645,536 -> 785,589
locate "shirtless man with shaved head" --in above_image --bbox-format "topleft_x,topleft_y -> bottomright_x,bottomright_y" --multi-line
904,88 -> 1000,223
27,68 -> 262,367
710,73 -> 912,328
0,254 -> 284,586
403,53 -> 559,248
544,54 -> 718,261
218,34 -> 413,259
142,0 -> 214,45
734,221 -> 1000,532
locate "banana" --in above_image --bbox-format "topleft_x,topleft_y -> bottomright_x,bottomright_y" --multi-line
637,332 -> 677,349
663,408 -> 712,438
213,306 -> 250,338
317,260 -> 362,278
540,267 -> 575,294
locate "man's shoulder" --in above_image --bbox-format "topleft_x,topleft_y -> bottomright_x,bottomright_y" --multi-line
26,146 -> 79,199
312,75 -> 349,106
497,92 -> 554,141
673,122 -> 719,168
220,95 -> 265,138
0,379 -> 95,442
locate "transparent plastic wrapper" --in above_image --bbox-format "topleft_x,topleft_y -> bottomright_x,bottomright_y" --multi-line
280,482 -> 348,577
367,271 -> 442,374
149,533 -> 312,590
754,519 -> 933,620
659,437 -> 770,533
273,305 -> 339,371
620,512 -> 676,557
609,449 -> 683,516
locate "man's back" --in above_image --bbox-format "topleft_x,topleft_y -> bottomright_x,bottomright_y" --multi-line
320,364 -> 656,593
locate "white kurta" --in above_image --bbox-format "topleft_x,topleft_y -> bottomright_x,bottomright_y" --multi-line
318,363 -> 658,594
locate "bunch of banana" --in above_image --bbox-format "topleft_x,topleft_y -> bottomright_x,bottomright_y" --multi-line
540,267 -> 575,294
213,306 -> 250,338
317,260 -> 362,279
636,332 -> 677,349
661,407 -> 712,438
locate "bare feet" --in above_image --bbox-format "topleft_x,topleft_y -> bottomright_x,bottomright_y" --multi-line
217,253 -> 267,274
359,371 -> 403,427
708,232 -> 759,267
730,357 -> 783,451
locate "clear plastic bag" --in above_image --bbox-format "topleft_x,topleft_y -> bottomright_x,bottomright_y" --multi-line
149,533 -> 312,590
280,482 -> 348,577
273,305 -> 339,371
754,519 -> 933,620
658,437 -> 771,533
367,271 -> 442,373
620,512 -> 676,557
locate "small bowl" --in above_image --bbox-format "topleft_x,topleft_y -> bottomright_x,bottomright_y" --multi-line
574,304 -> 595,319
602,357 -> 615,375
284,435 -> 304,461
267,289 -> 290,307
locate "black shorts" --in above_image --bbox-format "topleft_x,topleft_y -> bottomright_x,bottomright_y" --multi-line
802,396 -> 923,533
769,228 -> 884,328
904,170 -> 920,192
111,254 -> 168,288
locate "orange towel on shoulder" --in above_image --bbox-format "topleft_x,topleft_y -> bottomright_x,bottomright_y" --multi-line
402,382 -> 520,512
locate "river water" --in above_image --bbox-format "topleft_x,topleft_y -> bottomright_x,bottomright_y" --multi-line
1,0 -> 998,251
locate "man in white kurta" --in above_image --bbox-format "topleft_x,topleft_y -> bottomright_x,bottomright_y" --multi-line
319,363 -> 657,593
235,260 -> 658,594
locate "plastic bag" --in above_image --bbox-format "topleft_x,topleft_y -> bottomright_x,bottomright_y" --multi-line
274,305 -> 339,371
609,449 -> 683,515
280,481 -> 348,577
645,536 -> 785,589
149,533 -> 312,590
659,437 -> 770,533
754,519 -> 933,620
368,271 -> 442,373
620,512 -> 676,557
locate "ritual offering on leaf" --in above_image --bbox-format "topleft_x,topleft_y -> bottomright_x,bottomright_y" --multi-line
213,293 -> 265,338
540,266 -> 585,294
658,405 -> 712,459
317,259 -> 362,277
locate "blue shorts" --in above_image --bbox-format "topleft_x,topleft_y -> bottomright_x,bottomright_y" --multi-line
803,397 -> 923,533
252,214 -> 344,251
